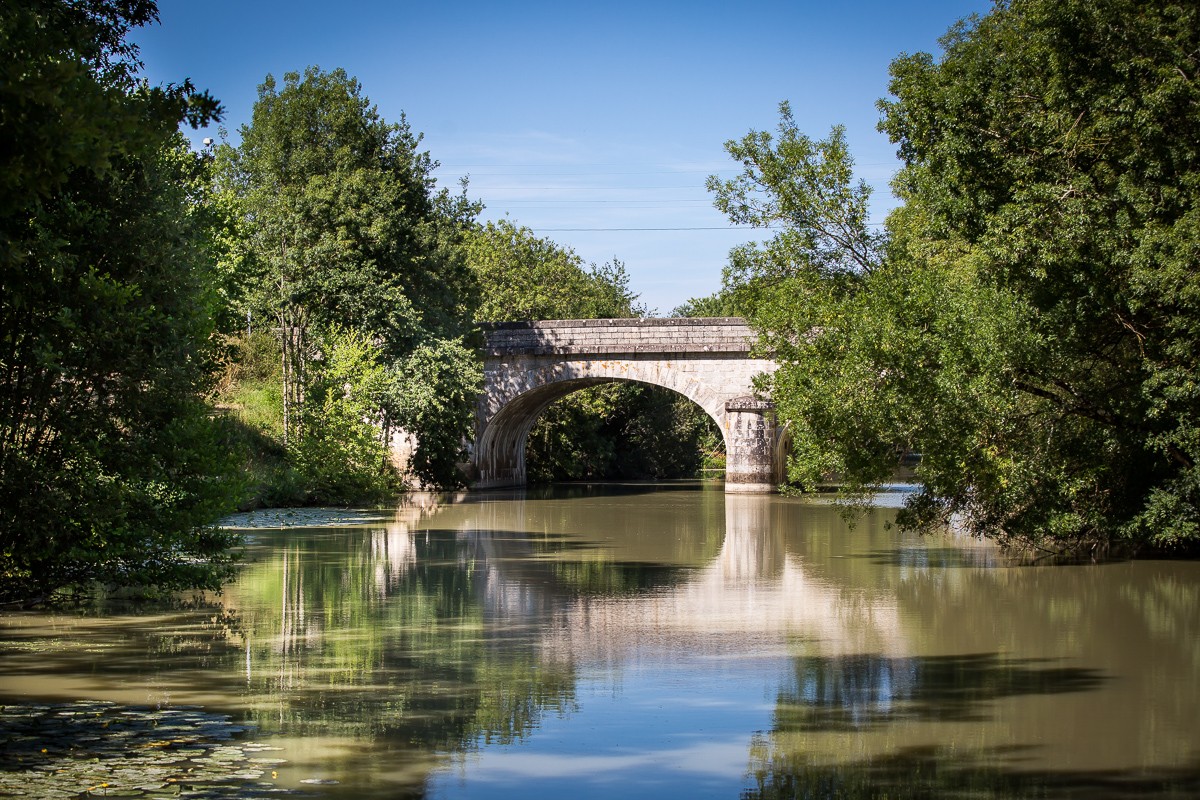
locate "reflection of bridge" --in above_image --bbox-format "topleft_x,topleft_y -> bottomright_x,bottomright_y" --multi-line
470,318 -> 787,493
442,493 -> 907,661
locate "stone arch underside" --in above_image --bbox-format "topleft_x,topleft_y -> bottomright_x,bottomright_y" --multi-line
473,356 -> 781,492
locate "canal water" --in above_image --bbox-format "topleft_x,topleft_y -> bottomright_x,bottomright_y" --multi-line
2,483 -> 1199,798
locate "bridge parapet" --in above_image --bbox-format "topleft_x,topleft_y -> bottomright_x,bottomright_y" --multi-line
481,317 -> 754,356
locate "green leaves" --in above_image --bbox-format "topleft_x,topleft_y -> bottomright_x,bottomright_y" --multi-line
715,0 -> 1200,554
707,102 -> 884,280
387,336 -> 482,488
465,219 -> 642,322
217,67 -> 476,347
1,2 -> 239,601
216,66 -> 482,491
289,327 -> 401,504
878,0 -> 1200,550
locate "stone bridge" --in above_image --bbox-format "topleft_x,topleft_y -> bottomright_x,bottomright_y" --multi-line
470,318 -> 786,493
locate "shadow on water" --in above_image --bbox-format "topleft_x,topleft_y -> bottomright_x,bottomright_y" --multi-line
744,650 -> 1200,799
774,652 -> 1108,731
855,546 -> 1002,570
742,744 -> 1200,800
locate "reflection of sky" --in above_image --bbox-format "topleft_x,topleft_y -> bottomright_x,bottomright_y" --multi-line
428,494 -> 908,797
429,653 -> 782,799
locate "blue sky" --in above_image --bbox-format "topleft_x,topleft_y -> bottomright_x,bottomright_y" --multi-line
134,0 -> 992,315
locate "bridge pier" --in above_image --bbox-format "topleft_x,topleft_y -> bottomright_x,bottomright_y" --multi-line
723,397 -> 781,494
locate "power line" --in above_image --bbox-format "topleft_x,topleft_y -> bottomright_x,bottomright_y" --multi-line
468,186 -> 712,190
439,164 -> 730,170
443,169 -> 735,177
532,226 -> 778,232
497,199 -> 712,204
438,161 -> 901,170
528,222 -> 887,231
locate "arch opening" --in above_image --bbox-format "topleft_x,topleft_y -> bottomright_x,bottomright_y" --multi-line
475,377 -> 728,489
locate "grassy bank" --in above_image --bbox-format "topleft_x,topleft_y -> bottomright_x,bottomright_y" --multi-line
214,333 -> 404,510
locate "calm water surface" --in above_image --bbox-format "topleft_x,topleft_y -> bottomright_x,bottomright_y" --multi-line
3,483 -> 1199,798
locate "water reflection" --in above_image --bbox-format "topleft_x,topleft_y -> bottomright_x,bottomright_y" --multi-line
536,494 -> 907,669
742,744 -> 1200,800
775,652 -> 1104,730
1,485 -> 1199,798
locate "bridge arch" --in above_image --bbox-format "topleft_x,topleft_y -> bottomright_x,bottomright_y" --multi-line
472,318 -> 785,493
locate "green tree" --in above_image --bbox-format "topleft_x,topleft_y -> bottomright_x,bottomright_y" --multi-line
879,0 -> 1200,550
0,0 -> 240,601
466,219 -> 642,321
714,0 -> 1200,553
290,327 -> 399,505
672,291 -> 743,319
707,105 -> 894,489
216,67 -> 482,489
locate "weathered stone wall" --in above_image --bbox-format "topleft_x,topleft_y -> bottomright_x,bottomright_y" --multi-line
481,317 -> 755,356
472,318 -> 786,493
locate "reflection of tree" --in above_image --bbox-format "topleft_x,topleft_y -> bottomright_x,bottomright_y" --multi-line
10,487 -> 1200,800
742,742 -> 1200,800
1120,572 -> 1200,666
773,652 -> 1103,731
225,522 -> 577,752
743,506 -> 1200,800
221,487 -> 735,767
744,647 -> 1199,799
447,485 -> 724,600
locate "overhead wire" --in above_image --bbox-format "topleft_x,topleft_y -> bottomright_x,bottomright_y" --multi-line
434,162 -> 895,233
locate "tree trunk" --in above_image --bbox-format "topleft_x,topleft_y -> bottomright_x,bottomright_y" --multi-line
279,306 -> 309,446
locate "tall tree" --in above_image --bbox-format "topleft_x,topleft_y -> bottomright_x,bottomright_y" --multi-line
880,0 -> 1200,550
217,67 -> 481,487
714,0 -> 1200,553
0,0 -> 239,601
707,108 -> 899,496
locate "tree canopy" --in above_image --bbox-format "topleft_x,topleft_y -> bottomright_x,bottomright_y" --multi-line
466,219 -> 641,321
714,0 -> 1200,553
0,0 -> 239,601
216,67 -> 482,489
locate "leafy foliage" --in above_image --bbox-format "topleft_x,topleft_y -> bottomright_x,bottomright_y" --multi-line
215,67 -> 482,492
707,103 -> 884,279
672,291 -> 743,318
707,109 -> 891,489
218,68 -> 478,350
714,0 -> 1200,553
290,328 -> 401,505
385,335 -> 483,488
466,219 -> 642,321
0,1 -> 239,601
881,0 -> 1200,550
